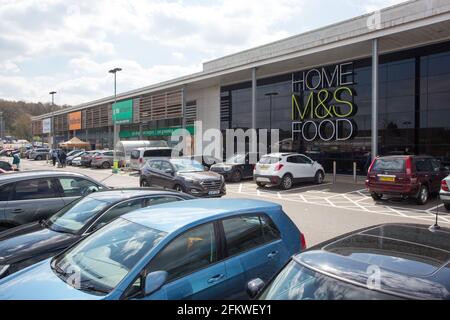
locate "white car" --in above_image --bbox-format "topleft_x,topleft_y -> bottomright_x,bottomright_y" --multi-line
71,156 -> 82,166
440,175 -> 450,211
254,153 -> 325,190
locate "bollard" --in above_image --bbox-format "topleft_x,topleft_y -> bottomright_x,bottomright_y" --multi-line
333,161 -> 337,183
353,162 -> 357,184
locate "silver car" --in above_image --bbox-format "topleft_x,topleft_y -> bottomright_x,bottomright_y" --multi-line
440,175 -> 450,211
0,171 -> 107,231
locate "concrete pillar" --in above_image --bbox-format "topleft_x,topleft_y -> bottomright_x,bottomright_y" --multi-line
251,68 -> 257,129
181,85 -> 186,129
371,39 -> 379,160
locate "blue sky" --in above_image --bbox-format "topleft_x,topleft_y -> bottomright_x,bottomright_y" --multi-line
0,0 -> 406,105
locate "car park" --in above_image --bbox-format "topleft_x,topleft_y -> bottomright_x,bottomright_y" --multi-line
130,147 -> 173,171
440,175 -> 450,211
71,156 -> 83,166
29,148 -> 50,161
0,171 -> 107,231
249,223 -> 450,300
210,153 -> 260,182
140,158 -> 226,197
0,188 -> 194,280
366,155 -> 449,205
0,198 -> 303,300
254,153 -> 325,190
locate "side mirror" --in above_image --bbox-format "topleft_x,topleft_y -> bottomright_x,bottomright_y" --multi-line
246,278 -> 265,299
83,186 -> 99,195
164,168 -> 174,175
144,271 -> 168,296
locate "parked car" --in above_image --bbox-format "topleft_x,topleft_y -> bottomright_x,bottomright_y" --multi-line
29,148 -> 50,161
71,156 -> 83,166
254,153 -> 325,190
366,155 -> 449,205
440,175 -> 450,211
140,158 -> 226,197
210,153 -> 260,182
0,199 -> 304,300
80,150 -> 100,167
0,171 -> 107,231
250,223 -> 450,300
91,150 -> 115,169
66,151 -> 86,166
0,188 -> 194,280
130,147 -> 173,171
65,149 -> 83,157
0,160 -> 14,172
190,155 -> 221,170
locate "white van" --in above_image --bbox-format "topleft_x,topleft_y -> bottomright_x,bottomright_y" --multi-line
130,147 -> 173,171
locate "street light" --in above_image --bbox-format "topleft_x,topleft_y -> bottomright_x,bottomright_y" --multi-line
264,92 -> 278,131
49,91 -> 57,105
49,91 -> 57,149
109,67 -> 122,173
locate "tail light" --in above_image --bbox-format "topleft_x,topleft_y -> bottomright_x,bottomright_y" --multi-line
442,180 -> 450,192
405,157 -> 413,176
94,156 -> 102,160
274,163 -> 284,171
300,233 -> 307,250
367,157 -> 377,174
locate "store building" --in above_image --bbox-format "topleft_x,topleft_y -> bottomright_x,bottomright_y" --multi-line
32,0 -> 450,173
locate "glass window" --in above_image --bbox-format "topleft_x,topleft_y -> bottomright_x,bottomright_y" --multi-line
415,159 -> 432,172
170,159 -> 204,172
287,156 -> 298,164
91,199 -> 144,231
130,150 -> 140,159
59,177 -> 99,197
160,161 -> 173,172
148,223 -> 217,282
372,159 -> 405,172
143,149 -> 173,157
12,178 -> 59,200
259,156 -> 281,164
222,215 -> 278,257
150,160 -> 162,170
0,184 -> 12,201
260,215 -> 281,242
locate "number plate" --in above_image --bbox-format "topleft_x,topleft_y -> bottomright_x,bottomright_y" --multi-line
259,165 -> 269,170
257,177 -> 271,183
378,175 -> 396,182
208,190 -> 220,195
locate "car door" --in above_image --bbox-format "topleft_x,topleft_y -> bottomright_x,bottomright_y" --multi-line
57,177 -> 102,205
298,155 -> 316,178
4,178 -> 65,224
220,214 -> 285,299
159,161 -> 176,188
143,222 -> 228,300
147,160 -> 165,187
0,183 -> 13,222
285,155 -> 301,179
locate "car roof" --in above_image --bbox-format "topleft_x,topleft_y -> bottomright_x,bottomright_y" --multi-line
123,198 -> 281,233
296,223 -> 450,299
264,152 -> 297,157
0,170 -> 93,183
85,188 -> 192,203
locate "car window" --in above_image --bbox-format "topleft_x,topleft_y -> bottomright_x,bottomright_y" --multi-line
0,184 -> 12,201
59,177 -> 99,197
150,160 -> 162,170
222,215 -> 279,257
147,223 -> 217,282
12,178 -> 59,200
0,161 -> 11,170
298,156 -> 312,164
287,156 -> 298,164
415,159 -> 432,172
104,152 -> 114,157
259,156 -> 280,164
430,159 -> 441,172
143,149 -> 173,157
131,150 -> 141,159
91,199 -> 144,231
160,161 -> 173,172
372,159 -> 405,172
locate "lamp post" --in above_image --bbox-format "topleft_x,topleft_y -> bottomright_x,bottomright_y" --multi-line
49,91 -> 57,105
0,111 -> 3,142
49,91 -> 57,149
109,67 -> 122,173
264,92 -> 278,131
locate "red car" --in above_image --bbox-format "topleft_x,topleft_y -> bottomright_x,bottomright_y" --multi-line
366,155 -> 449,205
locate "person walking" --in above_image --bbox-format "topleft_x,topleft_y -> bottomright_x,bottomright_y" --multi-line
12,153 -> 20,171
60,150 -> 67,168
52,149 -> 58,166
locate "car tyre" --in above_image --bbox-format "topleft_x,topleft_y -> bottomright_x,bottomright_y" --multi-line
141,179 -> 150,187
174,184 -> 184,192
314,170 -> 325,184
231,170 -> 242,183
416,185 -> 429,205
445,203 -> 450,211
371,192 -> 382,201
256,181 -> 267,188
102,162 -> 110,169
35,155 -> 42,161
280,174 -> 293,190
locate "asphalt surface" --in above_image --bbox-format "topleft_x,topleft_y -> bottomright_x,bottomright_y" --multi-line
8,157 -> 449,246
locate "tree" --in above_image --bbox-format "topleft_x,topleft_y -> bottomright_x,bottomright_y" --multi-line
12,113 -> 32,140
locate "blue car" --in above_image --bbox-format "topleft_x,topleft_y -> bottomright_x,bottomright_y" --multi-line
0,198 -> 303,300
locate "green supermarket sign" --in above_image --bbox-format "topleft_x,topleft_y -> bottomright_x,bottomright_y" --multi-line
112,99 -> 133,124
119,125 -> 195,138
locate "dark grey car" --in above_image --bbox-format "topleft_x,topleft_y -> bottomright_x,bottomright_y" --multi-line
140,158 -> 226,197
0,171 -> 107,231
29,148 -> 50,161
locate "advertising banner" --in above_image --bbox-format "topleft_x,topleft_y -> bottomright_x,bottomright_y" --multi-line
68,111 -> 82,131
42,118 -> 51,134
112,99 -> 133,124
119,125 -> 195,138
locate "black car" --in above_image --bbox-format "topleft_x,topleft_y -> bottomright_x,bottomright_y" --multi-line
210,153 -> 260,182
248,223 -> 450,300
140,158 -> 226,197
0,188 -> 194,280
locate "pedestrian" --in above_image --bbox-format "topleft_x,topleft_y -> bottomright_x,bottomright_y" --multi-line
52,149 -> 58,166
60,150 -> 67,168
12,153 -> 20,171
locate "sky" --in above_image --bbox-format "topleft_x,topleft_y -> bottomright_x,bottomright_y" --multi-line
0,0 -> 407,106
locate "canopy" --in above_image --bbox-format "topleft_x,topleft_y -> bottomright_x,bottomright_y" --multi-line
59,137 -> 90,149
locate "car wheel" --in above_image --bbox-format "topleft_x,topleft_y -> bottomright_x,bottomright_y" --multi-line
256,181 -> 266,188
102,162 -> 110,169
416,185 -> 429,205
35,155 -> 42,161
280,174 -> 293,190
231,170 -> 242,183
371,192 -> 382,201
141,179 -> 150,187
314,170 -> 325,184
174,184 -> 184,192
445,203 -> 450,211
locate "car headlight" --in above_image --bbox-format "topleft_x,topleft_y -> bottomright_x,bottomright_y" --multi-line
184,177 -> 195,184
223,166 -> 232,172
0,265 -> 10,277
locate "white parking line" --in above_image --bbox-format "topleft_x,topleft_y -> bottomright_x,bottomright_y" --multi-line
278,182 -> 333,193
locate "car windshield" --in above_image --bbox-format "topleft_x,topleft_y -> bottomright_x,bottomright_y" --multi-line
226,154 -> 246,164
53,218 -> 167,295
259,260 -> 399,300
372,159 -> 405,172
170,159 -> 204,172
47,197 -> 111,234
259,156 -> 280,164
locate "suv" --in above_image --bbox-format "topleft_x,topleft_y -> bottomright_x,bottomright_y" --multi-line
0,171 -> 107,230
250,223 -> 450,300
254,153 -> 325,190
210,153 -> 260,182
91,150 -> 115,169
440,175 -> 450,211
130,147 -> 173,171
366,155 -> 449,205
29,148 -> 50,160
